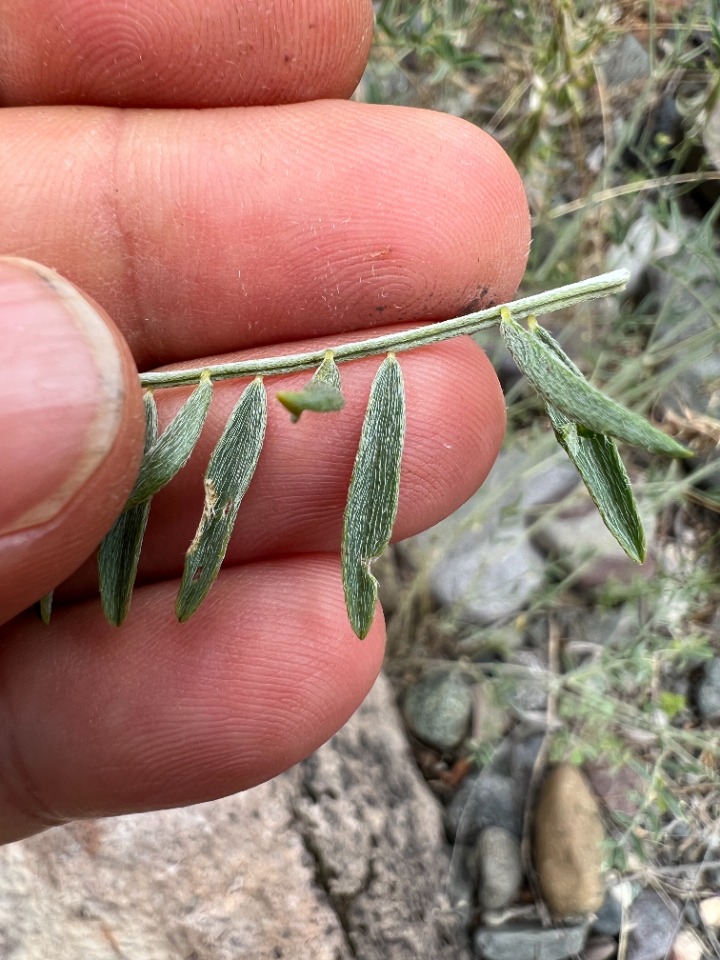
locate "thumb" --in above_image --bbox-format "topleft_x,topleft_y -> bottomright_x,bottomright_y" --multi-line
0,258 -> 145,625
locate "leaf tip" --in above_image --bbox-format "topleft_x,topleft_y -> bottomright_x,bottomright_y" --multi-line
666,436 -> 693,459
37,591 -> 53,625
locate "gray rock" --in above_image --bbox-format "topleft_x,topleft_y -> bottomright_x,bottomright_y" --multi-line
472,826 -> 523,911
579,604 -> 646,651
519,456 -> 580,511
508,651 -> 549,713
293,674 -> 471,959
402,667 -> 474,752
486,736 -> 514,777
695,658 -> 720,721
529,487 -> 657,593
582,936 -> 621,960
431,514 -> 545,625
596,34 -> 650,88
405,445 -> 576,626
592,881 -> 634,936
510,733 -> 544,797
474,921 -> 589,960
626,889 -> 680,960
0,779 -> 351,960
446,770 -> 523,845
607,212 -> 681,297
649,242 -> 720,485
0,675 -> 470,960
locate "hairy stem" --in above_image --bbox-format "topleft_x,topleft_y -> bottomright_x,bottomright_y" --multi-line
139,269 -> 630,390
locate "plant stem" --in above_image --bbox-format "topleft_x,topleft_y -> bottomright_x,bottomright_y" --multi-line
139,269 -> 630,390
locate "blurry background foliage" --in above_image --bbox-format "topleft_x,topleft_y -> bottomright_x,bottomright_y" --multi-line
354,0 -> 720,885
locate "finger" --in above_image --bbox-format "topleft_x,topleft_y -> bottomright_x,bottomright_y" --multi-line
0,0 -> 373,107
57,332 -> 505,603
0,101 -> 530,369
0,258 -> 145,624
0,556 -> 384,842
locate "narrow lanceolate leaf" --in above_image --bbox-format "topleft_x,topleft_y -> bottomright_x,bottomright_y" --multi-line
125,371 -> 213,509
99,392 -> 159,626
176,377 -> 267,622
276,351 -> 344,422
342,354 -> 405,640
546,403 -> 646,563
500,310 -> 690,459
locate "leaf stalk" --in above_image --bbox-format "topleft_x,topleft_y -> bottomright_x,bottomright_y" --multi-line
139,270 -> 630,390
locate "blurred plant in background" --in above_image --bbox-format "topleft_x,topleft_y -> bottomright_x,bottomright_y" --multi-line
357,2 -> 720,950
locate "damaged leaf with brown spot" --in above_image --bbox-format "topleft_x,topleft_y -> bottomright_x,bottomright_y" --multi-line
176,378 -> 267,622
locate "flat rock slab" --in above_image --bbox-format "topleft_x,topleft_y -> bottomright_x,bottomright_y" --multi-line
0,674 -> 468,960
0,779 -> 347,960
474,921 -> 589,960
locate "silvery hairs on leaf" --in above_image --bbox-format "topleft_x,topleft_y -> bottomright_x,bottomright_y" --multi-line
125,371 -> 213,509
546,404 -> 647,563
342,354 -> 405,640
99,392 -> 159,626
500,309 -> 690,459
176,377 -> 267,622
276,350 -> 344,422
521,317 -> 646,562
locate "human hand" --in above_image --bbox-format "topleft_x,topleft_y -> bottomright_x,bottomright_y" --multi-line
0,0 -> 529,843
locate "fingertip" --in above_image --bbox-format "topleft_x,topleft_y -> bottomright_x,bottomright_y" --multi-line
384,107 -> 531,310
397,337 -> 506,539
0,258 -> 144,623
0,557 -> 385,834
0,0 -> 374,107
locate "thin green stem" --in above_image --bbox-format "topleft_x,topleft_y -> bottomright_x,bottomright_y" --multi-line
139,269 -> 630,390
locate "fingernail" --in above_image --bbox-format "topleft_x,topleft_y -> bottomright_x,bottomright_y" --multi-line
0,258 -> 124,535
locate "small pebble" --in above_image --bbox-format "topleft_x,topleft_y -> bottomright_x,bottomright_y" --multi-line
582,936 -> 619,960
402,667 -> 474,752
472,826 -> 523,911
695,659 -> 720,721
446,770 -> 522,844
698,895 -> 720,929
533,765 -> 605,918
626,889 -> 680,960
474,920 -> 589,960
592,881 -> 633,936
671,929 -> 704,960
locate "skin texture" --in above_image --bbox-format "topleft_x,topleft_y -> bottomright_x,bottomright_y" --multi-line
0,0 -> 530,843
